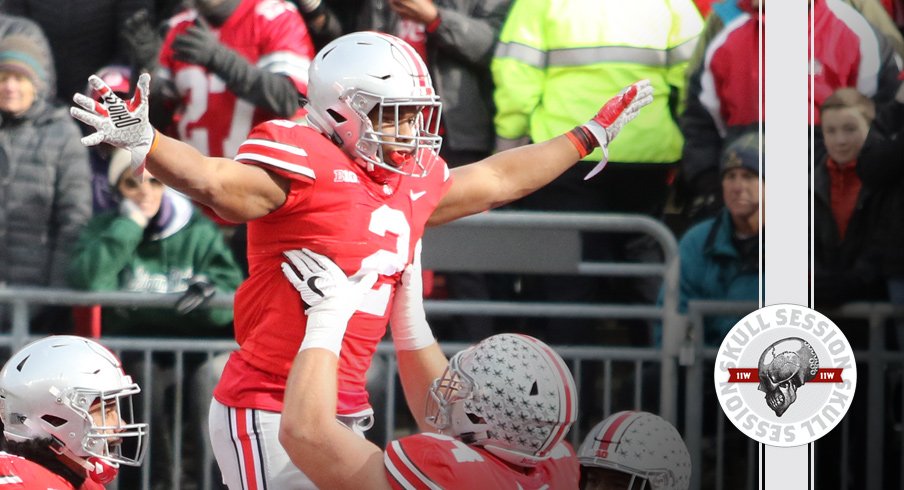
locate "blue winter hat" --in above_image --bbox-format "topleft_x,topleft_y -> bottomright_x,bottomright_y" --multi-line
0,36 -> 46,89
720,131 -> 761,176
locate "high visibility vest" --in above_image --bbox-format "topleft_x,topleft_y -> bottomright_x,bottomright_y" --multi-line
492,0 -> 703,163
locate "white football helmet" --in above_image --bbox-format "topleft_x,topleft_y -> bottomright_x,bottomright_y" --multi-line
578,411 -> 691,490
425,333 -> 577,467
0,336 -> 148,468
305,31 -> 443,178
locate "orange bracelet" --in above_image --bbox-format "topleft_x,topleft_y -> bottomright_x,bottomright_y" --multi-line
148,129 -> 160,157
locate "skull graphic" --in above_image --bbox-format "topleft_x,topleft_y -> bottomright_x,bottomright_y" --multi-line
757,337 -> 819,417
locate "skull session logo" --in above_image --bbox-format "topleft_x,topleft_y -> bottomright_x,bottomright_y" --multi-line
714,304 -> 857,447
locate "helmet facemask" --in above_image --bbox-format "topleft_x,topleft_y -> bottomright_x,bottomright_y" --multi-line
351,91 -> 443,178
425,334 -> 577,468
64,383 -> 148,467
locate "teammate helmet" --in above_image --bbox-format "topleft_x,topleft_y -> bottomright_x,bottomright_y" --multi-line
0,336 -> 148,468
578,411 -> 691,490
305,31 -> 443,178
426,334 -> 577,467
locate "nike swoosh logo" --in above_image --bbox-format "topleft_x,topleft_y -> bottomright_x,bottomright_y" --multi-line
410,190 -> 427,201
306,276 -> 325,298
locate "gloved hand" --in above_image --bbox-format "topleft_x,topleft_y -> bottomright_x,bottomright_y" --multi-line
175,276 -> 217,315
567,79 -> 654,180
281,249 -> 378,356
389,241 -> 435,351
71,73 -> 157,177
121,9 -> 161,75
119,198 -> 149,228
172,24 -> 228,68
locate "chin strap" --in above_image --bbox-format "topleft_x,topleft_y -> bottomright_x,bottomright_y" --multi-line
50,440 -> 119,484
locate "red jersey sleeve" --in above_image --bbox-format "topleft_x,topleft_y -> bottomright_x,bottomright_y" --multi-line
252,0 -> 315,93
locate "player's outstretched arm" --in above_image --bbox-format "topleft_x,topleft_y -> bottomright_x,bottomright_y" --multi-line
389,242 -> 449,431
278,250 -> 391,490
71,73 -> 289,222
428,79 -> 654,226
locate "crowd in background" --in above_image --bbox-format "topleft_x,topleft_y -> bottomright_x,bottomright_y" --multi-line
0,0 -> 901,487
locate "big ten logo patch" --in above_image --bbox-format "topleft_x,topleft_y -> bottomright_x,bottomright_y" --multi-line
714,304 -> 856,447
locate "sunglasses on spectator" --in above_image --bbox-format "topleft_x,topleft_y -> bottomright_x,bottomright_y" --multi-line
119,176 -> 162,190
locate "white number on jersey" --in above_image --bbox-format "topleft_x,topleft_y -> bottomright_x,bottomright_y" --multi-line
354,205 -> 410,316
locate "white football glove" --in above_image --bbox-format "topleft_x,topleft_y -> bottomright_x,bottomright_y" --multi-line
389,240 -> 435,351
71,72 -> 157,177
579,79 -> 654,180
281,249 -> 378,356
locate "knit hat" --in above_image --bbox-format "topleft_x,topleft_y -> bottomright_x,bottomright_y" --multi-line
107,148 -> 133,186
92,65 -> 131,97
720,131 -> 761,176
0,36 -> 46,90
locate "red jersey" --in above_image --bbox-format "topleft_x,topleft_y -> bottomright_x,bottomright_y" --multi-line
214,120 -> 452,415
157,0 -> 314,158
0,451 -> 103,489
384,433 -> 579,490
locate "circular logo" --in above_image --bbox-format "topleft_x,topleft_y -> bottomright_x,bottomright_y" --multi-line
713,304 -> 857,447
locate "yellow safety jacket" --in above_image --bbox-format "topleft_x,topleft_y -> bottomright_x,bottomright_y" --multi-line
492,0 -> 703,163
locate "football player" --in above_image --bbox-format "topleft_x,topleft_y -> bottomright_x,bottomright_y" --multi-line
70,30 -> 652,489
578,411 -> 692,490
0,336 -> 148,489
278,247 -> 580,489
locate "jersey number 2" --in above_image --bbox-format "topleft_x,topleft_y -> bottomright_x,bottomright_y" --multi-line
355,205 -> 410,316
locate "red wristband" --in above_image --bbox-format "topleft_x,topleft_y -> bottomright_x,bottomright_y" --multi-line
565,126 -> 596,158
426,14 -> 442,33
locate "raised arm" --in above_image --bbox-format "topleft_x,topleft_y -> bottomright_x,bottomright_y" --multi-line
70,73 -> 289,222
389,242 -> 448,431
428,79 -> 654,226
276,249 -> 391,490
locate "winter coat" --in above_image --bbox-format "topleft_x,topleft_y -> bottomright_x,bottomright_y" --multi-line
0,99 -> 91,289
67,190 -> 244,336
672,208 -> 759,345
855,129 -> 904,278
358,0 -> 512,154
813,154 -> 887,307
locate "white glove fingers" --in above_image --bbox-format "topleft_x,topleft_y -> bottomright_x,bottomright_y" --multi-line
133,73 -> 151,110
87,74 -> 116,99
280,261 -> 305,289
70,106 -> 102,127
283,249 -> 318,277
80,131 -> 106,147
72,93 -> 100,114
302,248 -> 347,278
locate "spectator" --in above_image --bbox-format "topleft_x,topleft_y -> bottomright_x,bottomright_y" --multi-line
0,0 -> 149,101
277,248 -> 580,489
67,150 -> 243,334
0,34 -> 91,331
814,88 -> 886,308
669,131 -> 760,346
0,335 -> 148,488
491,0 -> 702,342
71,30 -> 652,488
0,12 -> 55,97
859,89 -> 904,350
679,0 -> 901,223
147,0 -> 315,274
577,411 -> 692,490
67,150 -> 243,486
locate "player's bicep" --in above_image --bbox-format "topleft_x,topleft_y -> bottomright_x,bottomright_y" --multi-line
429,163 -> 504,226
209,158 -> 290,221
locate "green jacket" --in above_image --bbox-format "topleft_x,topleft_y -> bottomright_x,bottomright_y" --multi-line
492,0 -> 703,163
67,191 -> 244,336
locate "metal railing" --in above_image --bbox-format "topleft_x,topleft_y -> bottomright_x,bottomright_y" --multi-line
685,300 -> 904,490
0,211 -> 683,489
